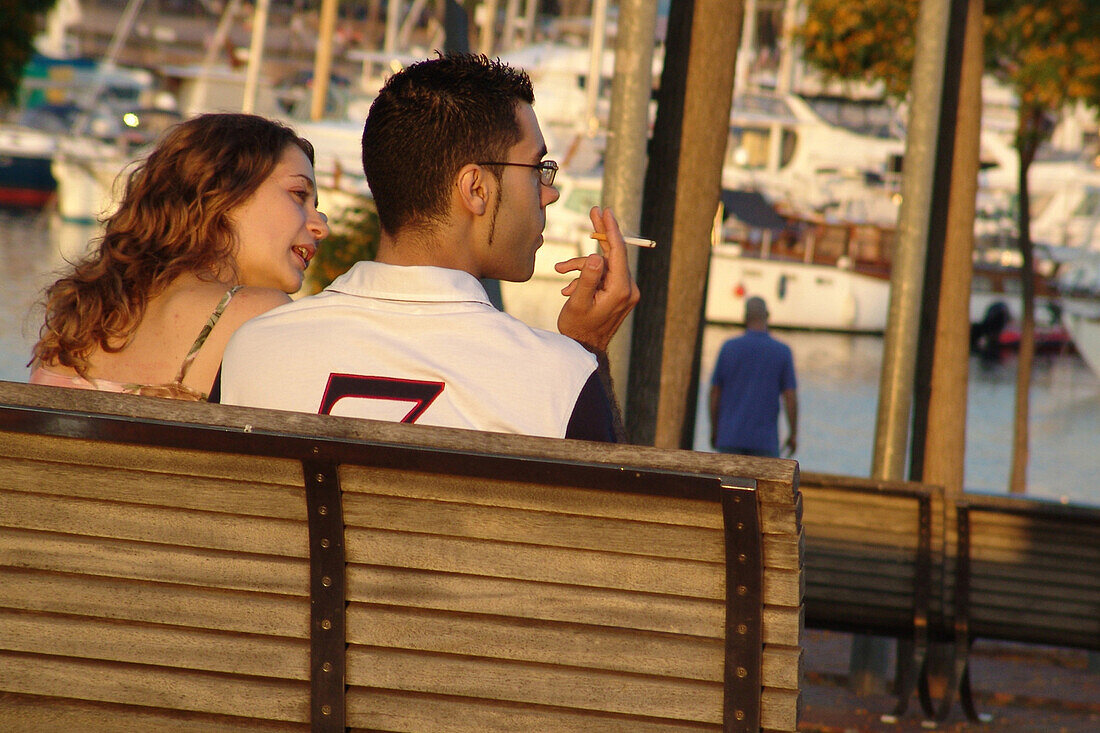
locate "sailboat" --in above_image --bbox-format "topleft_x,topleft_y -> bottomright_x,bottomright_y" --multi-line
49,0 -> 358,223
44,0 -> 183,222
0,0 -> 155,211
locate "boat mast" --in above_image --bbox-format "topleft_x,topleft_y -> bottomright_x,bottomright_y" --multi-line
767,0 -> 800,174
478,0 -> 499,55
734,0 -> 757,98
241,0 -> 272,113
585,0 -> 609,135
190,0 -> 243,114
71,0 -> 145,134
310,0 -> 339,120
100,0 -> 145,71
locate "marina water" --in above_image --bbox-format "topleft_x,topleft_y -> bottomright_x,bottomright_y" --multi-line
3,210 -> 1097,506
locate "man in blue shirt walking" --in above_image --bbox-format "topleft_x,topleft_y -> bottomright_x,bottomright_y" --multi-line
709,296 -> 798,458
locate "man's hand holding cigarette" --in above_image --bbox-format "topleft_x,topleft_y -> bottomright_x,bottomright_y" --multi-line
553,206 -> 642,353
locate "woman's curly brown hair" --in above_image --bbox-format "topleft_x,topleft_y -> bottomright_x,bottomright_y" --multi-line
32,113 -> 314,377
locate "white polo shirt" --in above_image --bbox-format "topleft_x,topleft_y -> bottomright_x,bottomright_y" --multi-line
220,261 -> 600,438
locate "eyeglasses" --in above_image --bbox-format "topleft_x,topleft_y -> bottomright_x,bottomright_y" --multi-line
477,159 -> 559,187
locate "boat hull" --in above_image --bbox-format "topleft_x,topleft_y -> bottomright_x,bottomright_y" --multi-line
51,138 -> 129,223
0,126 -> 58,209
706,246 -> 891,332
1065,309 -> 1100,376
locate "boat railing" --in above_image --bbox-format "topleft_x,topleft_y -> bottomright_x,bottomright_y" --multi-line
722,216 -> 896,278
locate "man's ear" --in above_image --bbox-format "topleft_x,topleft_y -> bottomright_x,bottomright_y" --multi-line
455,163 -> 491,216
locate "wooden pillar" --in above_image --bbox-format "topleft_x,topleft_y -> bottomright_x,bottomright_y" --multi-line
626,0 -> 743,448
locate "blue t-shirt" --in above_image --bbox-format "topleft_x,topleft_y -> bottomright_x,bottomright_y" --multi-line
710,330 -> 797,456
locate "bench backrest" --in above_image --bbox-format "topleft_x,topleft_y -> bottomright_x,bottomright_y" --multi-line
0,381 -> 803,732
799,472 -> 942,638
801,472 -> 1099,654
954,494 -> 1100,651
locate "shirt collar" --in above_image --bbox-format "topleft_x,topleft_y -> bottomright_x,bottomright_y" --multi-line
326,261 -> 493,305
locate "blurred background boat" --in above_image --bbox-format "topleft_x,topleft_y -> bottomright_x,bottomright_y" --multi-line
1065,309 -> 1100,377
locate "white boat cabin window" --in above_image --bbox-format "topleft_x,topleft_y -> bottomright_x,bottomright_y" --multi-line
726,126 -> 796,170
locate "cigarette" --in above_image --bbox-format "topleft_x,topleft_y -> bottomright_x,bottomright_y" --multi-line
590,232 -> 657,248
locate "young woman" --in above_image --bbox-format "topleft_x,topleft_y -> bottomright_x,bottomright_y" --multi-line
29,113 -> 329,400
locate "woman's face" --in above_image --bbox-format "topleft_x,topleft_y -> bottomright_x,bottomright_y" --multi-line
231,144 -> 329,292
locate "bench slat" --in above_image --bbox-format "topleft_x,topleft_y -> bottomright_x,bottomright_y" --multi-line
2,455 -> 306,519
0,528 -> 309,595
962,585 -> 1099,618
344,688 -> 719,732
761,644 -> 803,691
0,608 -> 308,681
343,491 -> 726,561
0,432 -> 304,486
806,587 -> 916,609
347,564 -> 723,635
344,527 -> 725,597
0,692 -> 307,732
0,567 -> 309,638
802,530 -> 924,552
346,603 -> 724,680
963,608 -> 1099,648
344,564 -> 801,647
967,536 -> 1100,565
0,490 -> 308,557
0,651 -> 309,722
347,605 -> 800,691
345,646 -> 724,723
966,568 -> 1100,601
803,556 -> 925,595
809,545 -> 923,569
761,687 -> 802,732
339,468 -> 799,534
340,465 -> 725,528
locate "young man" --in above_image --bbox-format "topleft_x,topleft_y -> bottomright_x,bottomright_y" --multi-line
220,54 -> 639,440
709,296 -> 798,457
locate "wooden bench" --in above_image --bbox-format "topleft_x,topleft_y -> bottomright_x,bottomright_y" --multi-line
799,472 -> 1100,723
938,493 -> 1100,721
0,381 -> 803,732
798,471 -> 943,718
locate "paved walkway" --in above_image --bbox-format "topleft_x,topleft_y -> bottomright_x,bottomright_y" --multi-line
800,629 -> 1100,732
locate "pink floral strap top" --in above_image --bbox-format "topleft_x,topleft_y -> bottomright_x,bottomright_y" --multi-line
29,286 -> 244,402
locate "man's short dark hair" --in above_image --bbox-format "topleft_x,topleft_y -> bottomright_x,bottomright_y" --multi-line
745,296 -> 769,323
361,53 -> 535,236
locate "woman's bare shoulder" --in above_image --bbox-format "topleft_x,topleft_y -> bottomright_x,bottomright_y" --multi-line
225,286 -> 293,321
153,281 -> 289,339
231,283 -> 292,310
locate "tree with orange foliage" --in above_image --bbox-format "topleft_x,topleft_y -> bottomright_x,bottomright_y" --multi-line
798,0 -> 1100,493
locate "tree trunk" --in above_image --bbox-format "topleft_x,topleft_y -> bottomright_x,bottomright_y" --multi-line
921,0 -> 981,500
1008,107 -> 1041,494
849,0 -> 956,694
870,0 -> 953,483
626,0 -> 743,447
912,0 -> 982,706
601,0 -> 660,405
